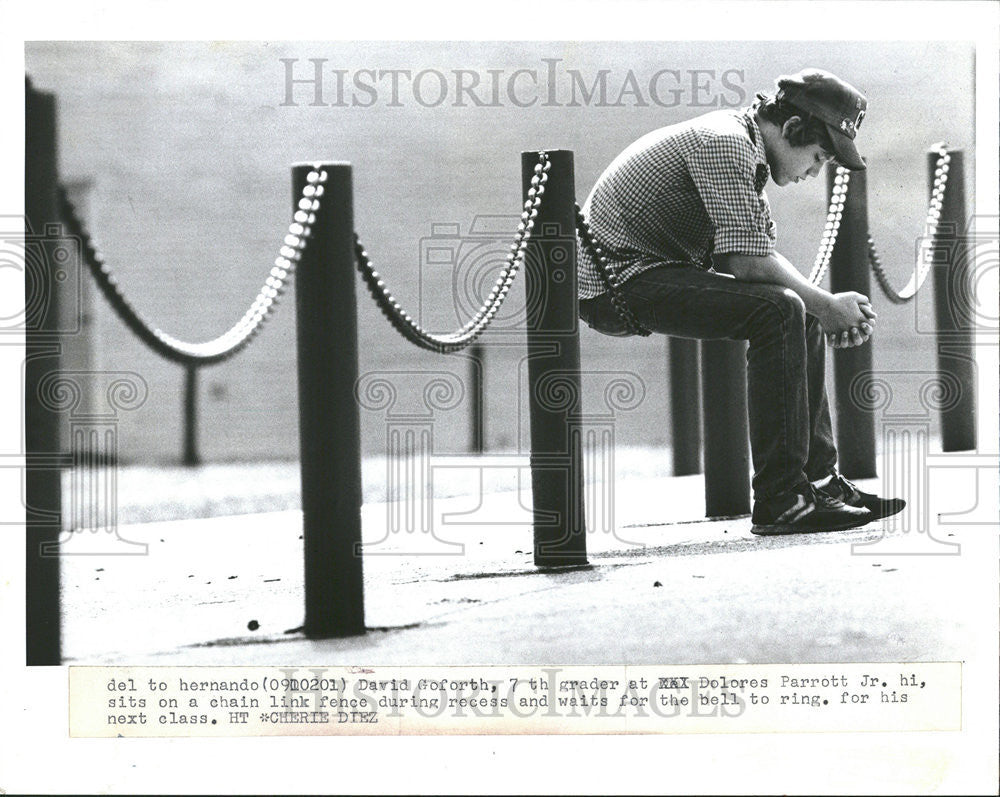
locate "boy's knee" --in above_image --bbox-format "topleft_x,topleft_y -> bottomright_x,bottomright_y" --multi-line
772,288 -> 806,326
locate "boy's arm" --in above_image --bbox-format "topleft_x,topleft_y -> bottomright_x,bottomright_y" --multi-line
714,250 -> 876,347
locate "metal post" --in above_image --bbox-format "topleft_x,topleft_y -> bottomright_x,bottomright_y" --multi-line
182,364 -> 200,466
700,339 -> 751,516
25,78 -> 62,665
522,149 -> 587,567
468,343 -> 485,454
668,337 -> 702,475
292,162 -> 365,637
829,167 -> 877,478
930,148 -> 976,451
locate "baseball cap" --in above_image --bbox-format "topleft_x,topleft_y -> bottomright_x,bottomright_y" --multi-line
776,68 -> 868,170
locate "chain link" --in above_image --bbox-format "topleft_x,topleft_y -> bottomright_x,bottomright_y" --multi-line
867,144 -> 952,303
574,205 -> 651,336
810,145 -> 951,303
59,169 -> 328,366
354,152 -> 550,354
808,167 -> 850,286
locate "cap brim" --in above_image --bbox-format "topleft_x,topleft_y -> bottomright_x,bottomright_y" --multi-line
826,125 -> 866,170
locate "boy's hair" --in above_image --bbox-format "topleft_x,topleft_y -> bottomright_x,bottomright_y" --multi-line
754,87 -> 836,155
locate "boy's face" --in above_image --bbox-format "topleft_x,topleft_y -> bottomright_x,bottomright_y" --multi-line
767,117 -> 836,186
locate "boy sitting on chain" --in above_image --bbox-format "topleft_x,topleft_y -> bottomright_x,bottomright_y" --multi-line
578,68 -> 905,535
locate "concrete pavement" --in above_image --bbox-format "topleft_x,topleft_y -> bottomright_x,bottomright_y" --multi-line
57,459 -> 988,666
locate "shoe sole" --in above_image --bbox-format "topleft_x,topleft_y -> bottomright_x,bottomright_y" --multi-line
751,513 -> 873,536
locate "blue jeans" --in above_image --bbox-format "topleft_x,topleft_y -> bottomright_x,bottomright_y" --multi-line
579,265 -> 838,499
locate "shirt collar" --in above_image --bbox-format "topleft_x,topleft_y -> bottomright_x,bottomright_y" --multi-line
740,106 -> 771,192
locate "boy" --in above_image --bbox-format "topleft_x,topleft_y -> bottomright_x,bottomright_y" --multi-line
577,68 -> 905,535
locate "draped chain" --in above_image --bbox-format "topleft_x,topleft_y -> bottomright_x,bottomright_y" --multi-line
353,152 -> 550,353
59,168 -> 329,366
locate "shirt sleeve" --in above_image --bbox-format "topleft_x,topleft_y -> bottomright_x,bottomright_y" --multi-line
684,132 -> 776,257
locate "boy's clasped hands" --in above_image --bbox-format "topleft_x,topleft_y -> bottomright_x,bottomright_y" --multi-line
822,291 -> 877,348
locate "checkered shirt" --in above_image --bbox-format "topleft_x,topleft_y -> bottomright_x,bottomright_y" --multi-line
577,106 -> 776,299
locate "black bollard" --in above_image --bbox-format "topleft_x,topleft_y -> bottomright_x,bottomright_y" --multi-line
468,343 -> 485,454
700,339 -> 751,516
829,167 -> 876,478
182,364 -> 200,466
668,337 -> 702,476
522,150 -> 587,567
292,162 -> 365,637
929,148 -> 976,451
25,80 -> 63,665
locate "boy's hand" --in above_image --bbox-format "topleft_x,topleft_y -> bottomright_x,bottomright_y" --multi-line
821,293 -> 877,348
828,325 -> 874,348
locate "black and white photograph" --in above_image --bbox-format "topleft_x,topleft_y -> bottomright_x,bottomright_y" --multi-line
5,1 -> 999,794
